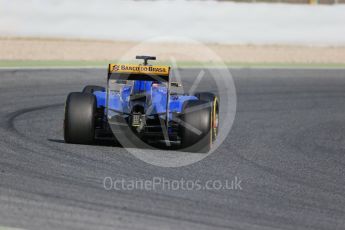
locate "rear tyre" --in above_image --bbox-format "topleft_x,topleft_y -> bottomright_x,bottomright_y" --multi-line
64,92 -> 96,144
82,85 -> 105,94
179,100 -> 212,153
194,92 -> 219,142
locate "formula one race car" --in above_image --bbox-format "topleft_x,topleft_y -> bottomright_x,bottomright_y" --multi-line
64,56 -> 219,152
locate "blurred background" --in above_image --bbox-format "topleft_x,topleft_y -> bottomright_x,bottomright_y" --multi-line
220,0 -> 344,3
0,0 -> 344,66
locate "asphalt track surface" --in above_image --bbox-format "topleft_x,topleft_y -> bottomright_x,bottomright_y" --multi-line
0,68 -> 345,230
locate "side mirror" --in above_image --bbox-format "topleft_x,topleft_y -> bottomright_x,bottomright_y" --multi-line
170,82 -> 182,87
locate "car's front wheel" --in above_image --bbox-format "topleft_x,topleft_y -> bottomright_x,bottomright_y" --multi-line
64,92 -> 96,144
82,85 -> 105,94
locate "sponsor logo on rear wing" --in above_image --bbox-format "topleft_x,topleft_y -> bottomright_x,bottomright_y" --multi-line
108,64 -> 170,76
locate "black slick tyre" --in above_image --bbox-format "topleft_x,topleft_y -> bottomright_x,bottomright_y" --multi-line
64,92 -> 96,144
194,92 -> 219,143
82,85 -> 105,94
179,100 -> 212,153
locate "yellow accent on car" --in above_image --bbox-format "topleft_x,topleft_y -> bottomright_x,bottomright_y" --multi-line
109,64 -> 170,76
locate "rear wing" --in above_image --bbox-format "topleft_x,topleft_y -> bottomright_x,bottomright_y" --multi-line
108,64 -> 170,82
107,63 -> 171,126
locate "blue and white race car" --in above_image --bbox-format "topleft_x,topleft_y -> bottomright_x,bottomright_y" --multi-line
64,56 -> 219,152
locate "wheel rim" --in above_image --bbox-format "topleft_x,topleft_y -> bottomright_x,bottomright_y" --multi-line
212,98 -> 219,142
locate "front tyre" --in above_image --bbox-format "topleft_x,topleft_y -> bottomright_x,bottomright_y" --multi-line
82,85 -> 105,94
64,92 -> 96,144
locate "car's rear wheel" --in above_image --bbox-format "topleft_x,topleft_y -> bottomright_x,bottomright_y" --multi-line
64,92 -> 96,144
82,85 -> 105,94
179,100 -> 212,153
194,92 -> 219,142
